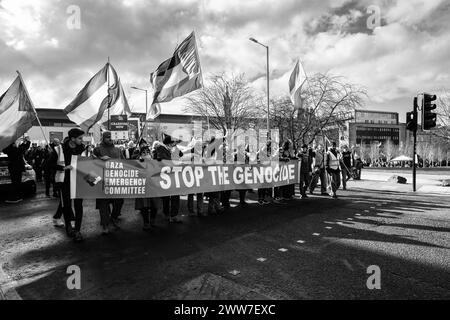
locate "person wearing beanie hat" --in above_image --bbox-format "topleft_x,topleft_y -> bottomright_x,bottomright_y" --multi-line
93,132 -> 125,235
59,127 -> 86,243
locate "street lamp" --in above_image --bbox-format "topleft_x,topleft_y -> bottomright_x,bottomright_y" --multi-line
131,86 -> 148,119
131,86 -> 149,140
249,37 -> 270,132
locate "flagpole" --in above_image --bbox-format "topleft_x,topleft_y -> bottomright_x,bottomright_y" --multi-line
16,71 -> 50,147
107,57 -> 111,131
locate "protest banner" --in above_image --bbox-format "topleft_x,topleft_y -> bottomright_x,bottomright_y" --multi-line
70,156 -> 300,199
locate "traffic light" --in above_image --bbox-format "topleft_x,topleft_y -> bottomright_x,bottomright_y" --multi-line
406,111 -> 416,131
422,93 -> 437,130
406,97 -> 418,131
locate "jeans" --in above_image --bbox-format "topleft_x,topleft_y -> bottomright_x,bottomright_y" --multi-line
60,181 -> 83,232
187,193 -> 204,214
7,168 -> 22,201
327,169 -> 341,195
97,199 -> 124,227
310,168 -> 327,193
44,168 -> 56,195
341,166 -> 351,189
162,196 -> 180,218
299,172 -> 311,196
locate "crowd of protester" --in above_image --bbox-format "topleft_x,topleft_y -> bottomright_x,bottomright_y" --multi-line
2,128 -> 364,243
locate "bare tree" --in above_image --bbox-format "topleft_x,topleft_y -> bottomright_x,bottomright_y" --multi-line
267,73 -> 367,146
369,143 -> 380,165
383,139 -> 399,162
435,91 -> 450,141
184,73 -> 261,134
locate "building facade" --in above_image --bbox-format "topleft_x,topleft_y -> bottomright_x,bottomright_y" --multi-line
341,110 -> 407,148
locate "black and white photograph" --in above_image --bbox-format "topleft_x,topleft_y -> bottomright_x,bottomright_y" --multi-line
0,0 -> 449,311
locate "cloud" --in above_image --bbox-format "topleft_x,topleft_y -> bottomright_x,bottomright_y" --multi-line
0,0 -> 448,121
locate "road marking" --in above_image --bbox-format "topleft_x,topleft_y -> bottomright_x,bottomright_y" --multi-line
229,270 -> 241,276
257,258 -> 267,262
347,218 -> 354,221
325,227 -> 333,230
312,233 -> 321,236
364,210 -> 370,213
297,240 -> 305,244
278,248 -> 288,252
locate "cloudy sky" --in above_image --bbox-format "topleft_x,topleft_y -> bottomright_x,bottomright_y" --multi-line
1,0 -> 449,121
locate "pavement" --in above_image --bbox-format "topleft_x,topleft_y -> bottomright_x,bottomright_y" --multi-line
0,171 -> 449,300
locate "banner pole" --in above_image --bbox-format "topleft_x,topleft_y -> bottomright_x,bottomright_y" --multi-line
16,71 -> 50,147
107,57 -> 111,131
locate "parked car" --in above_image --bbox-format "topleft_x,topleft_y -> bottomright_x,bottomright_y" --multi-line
0,153 -> 37,197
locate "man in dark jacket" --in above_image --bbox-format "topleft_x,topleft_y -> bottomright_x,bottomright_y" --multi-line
60,128 -> 86,242
153,135 -> 182,223
2,137 -> 30,203
43,138 -> 60,197
94,131 -> 125,234
298,144 -> 313,199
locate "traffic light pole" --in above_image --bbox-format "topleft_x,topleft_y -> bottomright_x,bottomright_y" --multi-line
412,97 -> 418,192
413,121 -> 417,192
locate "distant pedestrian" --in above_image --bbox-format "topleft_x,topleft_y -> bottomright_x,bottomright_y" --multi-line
326,142 -> 341,199
298,144 -> 313,199
340,145 -> 353,190
2,137 -> 30,204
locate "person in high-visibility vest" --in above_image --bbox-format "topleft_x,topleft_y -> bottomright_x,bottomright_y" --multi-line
326,141 -> 342,199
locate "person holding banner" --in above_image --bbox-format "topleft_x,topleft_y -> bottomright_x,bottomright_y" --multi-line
134,145 -> 160,231
94,132 -> 125,234
153,135 -> 182,224
280,140 -> 297,200
60,128 -> 86,242
326,141 -> 342,199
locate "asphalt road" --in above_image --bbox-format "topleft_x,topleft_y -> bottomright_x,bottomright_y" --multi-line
0,179 -> 449,300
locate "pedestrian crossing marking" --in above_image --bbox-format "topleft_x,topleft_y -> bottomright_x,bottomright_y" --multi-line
312,233 -> 321,236
278,248 -> 288,252
257,258 -> 267,262
297,240 -> 305,244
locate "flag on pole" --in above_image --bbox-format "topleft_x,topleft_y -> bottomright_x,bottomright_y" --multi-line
0,75 -> 36,151
149,31 -> 203,119
289,60 -> 307,110
64,63 -> 131,133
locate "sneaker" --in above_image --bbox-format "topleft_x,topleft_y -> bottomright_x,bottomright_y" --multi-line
73,232 -> 84,243
53,218 -> 64,228
272,198 -> 283,204
170,217 -> 183,224
101,226 -> 110,235
66,228 -> 76,238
